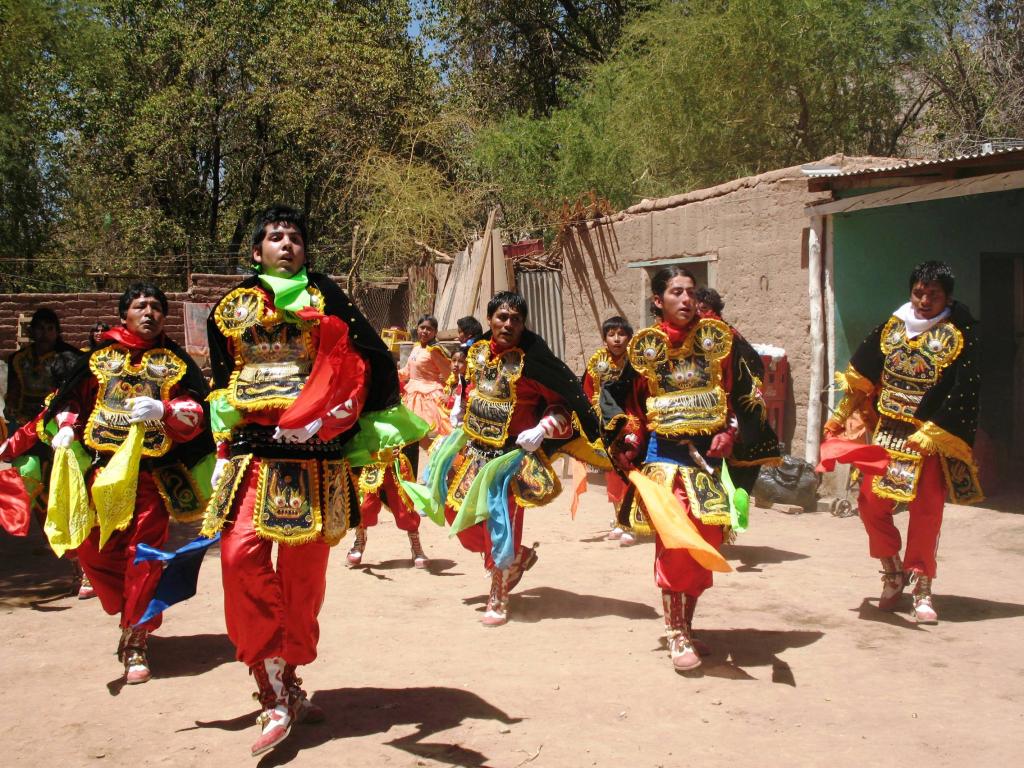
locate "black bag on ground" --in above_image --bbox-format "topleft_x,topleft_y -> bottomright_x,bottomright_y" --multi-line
753,455 -> 818,510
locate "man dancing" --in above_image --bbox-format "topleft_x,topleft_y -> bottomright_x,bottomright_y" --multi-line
44,283 -> 211,683
824,261 -> 982,624
425,291 -> 608,627
201,205 -> 399,756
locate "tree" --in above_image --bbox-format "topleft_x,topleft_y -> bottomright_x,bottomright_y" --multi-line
471,0 -> 939,231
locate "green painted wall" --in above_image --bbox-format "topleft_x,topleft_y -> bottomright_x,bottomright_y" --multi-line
832,188 -> 1024,370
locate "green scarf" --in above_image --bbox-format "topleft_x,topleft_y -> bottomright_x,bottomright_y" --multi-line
258,267 -> 311,315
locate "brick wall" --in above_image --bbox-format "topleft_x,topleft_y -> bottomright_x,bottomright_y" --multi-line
1,272 -> 410,360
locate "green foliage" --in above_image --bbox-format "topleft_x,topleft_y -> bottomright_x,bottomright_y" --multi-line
473,0 -> 940,227
0,0 -> 483,291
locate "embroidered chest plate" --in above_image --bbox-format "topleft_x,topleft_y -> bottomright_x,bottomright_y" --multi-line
628,320 -> 732,437
463,340 -> 525,447
214,286 -> 321,411
85,345 -> 187,457
585,348 -> 624,407
878,316 -> 963,424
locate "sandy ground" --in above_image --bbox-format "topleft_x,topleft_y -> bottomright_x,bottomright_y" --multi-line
2,477 -> 1023,768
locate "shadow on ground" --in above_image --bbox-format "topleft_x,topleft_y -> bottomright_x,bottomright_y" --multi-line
464,585 -> 660,623
193,685 -> 521,767
107,632 -> 236,696
655,627 -> 825,686
856,594 -> 1024,626
722,544 -> 810,573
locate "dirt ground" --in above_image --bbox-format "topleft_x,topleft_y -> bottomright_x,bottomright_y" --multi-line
3,475 -> 1023,768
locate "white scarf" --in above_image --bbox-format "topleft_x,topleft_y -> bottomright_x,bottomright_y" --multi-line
893,301 -> 951,339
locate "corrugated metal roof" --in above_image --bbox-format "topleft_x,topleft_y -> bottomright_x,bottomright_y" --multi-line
802,145 -> 1024,179
517,269 -> 565,360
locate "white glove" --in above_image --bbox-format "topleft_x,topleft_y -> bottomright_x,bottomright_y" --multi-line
273,418 -> 323,444
515,424 -> 547,453
52,426 -> 76,449
329,399 -> 355,420
210,457 -> 230,490
127,396 -> 165,423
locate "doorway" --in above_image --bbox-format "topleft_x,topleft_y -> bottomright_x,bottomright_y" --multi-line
979,253 -> 1024,503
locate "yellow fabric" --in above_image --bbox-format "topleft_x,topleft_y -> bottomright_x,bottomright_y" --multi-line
91,423 -> 144,548
45,447 -> 96,557
570,460 -> 589,519
907,421 -> 974,463
628,470 -> 731,573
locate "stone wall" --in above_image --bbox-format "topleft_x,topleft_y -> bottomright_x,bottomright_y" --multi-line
559,155 -> 891,455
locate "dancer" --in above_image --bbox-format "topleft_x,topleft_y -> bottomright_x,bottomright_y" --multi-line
602,267 -> 779,672
582,316 -> 642,545
201,205 -> 399,756
823,261 -> 981,624
6,308 -> 79,429
43,283 -> 211,683
425,291 -> 608,627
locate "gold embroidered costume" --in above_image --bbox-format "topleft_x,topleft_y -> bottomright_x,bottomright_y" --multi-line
628,320 -> 732,437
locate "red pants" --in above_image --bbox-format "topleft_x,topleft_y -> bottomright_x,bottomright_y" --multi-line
858,453 -> 945,578
76,472 -> 168,631
652,479 -> 724,596
444,498 -> 524,571
219,461 -> 331,667
606,471 -> 627,505
360,469 -> 420,532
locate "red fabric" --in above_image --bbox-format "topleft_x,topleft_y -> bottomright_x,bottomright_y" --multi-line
857,453 -> 946,578
444,498 -> 525,572
0,468 -> 32,536
817,437 -> 890,475
653,478 -> 724,596
0,416 -> 41,460
101,326 -> 159,350
359,466 -> 421,532
278,312 -> 367,440
605,470 -> 628,505
75,472 -> 169,630
219,460 -> 330,666
162,397 -> 204,443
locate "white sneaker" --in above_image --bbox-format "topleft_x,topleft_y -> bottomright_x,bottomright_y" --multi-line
607,526 -> 624,541
619,532 -> 637,547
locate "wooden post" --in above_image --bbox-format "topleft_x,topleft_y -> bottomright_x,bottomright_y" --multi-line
805,215 -> 826,464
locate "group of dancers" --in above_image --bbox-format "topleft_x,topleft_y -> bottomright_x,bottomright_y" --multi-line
0,202 -> 981,757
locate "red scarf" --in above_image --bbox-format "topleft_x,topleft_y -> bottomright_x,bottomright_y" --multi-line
102,326 -> 161,350
658,320 -> 696,348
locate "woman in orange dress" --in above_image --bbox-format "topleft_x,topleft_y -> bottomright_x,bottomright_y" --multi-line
400,315 -> 452,448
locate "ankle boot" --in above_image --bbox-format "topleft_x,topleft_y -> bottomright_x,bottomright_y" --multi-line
346,526 -> 367,566
408,531 -> 429,568
878,554 -> 906,611
661,590 -> 700,672
908,571 -> 938,624
250,657 -> 293,756
283,664 -> 325,724
481,569 -> 510,627
118,627 -> 151,684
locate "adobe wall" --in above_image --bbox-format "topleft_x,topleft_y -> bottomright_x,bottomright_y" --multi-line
561,162 -> 846,454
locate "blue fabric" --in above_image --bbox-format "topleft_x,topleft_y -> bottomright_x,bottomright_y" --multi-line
644,432 -> 722,469
485,453 -> 525,570
133,534 -> 221,626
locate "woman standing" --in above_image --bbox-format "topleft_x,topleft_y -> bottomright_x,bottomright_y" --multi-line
400,315 -> 452,446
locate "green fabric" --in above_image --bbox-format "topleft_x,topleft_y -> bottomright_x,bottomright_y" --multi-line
13,454 -> 41,483
258,267 -> 311,313
721,462 -> 750,533
209,392 -> 242,435
450,449 -> 523,536
399,478 -> 442,524
343,405 -> 429,468
423,430 -> 467,519
190,452 -> 217,500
